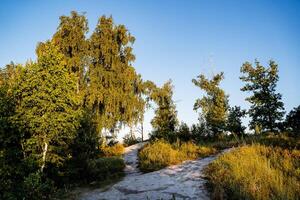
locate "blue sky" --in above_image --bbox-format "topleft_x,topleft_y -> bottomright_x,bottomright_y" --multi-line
1,0 -> 299,138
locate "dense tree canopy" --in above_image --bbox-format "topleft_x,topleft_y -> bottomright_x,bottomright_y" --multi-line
52,11 -> 89,95
0,63 -> 25,199
240,60 -> 284,132
14,42 -> 81,171
88,16 -> 145,133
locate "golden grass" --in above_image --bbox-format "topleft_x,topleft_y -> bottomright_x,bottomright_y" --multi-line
100,143 -> 125,157
204,144 -> 300,200
138,140 -> 216,172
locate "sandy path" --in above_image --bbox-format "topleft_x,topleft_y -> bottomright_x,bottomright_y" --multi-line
79,143 -> 229,200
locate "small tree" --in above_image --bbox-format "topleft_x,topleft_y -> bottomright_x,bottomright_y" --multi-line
226,106 -> 246,137
192,72 -> 228,137
14,42 -> 81,172
240,60 -> 285,132
285,106 -> 300,136
150,80 -> 178,141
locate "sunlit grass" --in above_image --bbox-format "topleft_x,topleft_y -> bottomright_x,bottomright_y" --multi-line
204,144 -> 300,200
100,143 -> 125,157
138,140 -> 216,172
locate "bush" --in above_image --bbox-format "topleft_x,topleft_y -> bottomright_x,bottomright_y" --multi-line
177,122 -> 192,142
139,140 -> 181,172
204,144 -> 300,200
86,157 -> 125,182
22,172 -> 55,200
138,140 -> 216,172
256,133 -> 300,149
123,133 -> 141,146
100,143 -> 125,157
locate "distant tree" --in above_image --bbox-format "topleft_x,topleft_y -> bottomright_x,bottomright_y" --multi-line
14,42 -> 81,172
240,60 -> 285,132
88,16 -> 145,135
150,81 -> 178,141
191,113 -> 211,141
285,106 -> 300,136
177,122 -> 191,142
226,106 -> 246,136
192,72 -> 228,136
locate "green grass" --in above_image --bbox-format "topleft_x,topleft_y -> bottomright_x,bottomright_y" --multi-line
138,139 -> 216,172
204,144 -> 300,200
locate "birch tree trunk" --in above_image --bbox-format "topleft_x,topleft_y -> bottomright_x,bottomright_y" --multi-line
41,141 -> 48,172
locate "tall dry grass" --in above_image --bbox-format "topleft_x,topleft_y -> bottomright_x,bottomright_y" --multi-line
138,140 -> 216,172
100,143 -> 125,157
204,144 -> 300,200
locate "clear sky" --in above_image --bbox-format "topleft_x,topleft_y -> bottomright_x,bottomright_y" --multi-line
1,0 -> 299,139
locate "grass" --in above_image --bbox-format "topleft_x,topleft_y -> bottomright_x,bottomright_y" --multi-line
54,156 -> 125,199
198,133 -> 300,151
138,139 -> 216,172
100,143 -> 125,157
204,144 -> 300,200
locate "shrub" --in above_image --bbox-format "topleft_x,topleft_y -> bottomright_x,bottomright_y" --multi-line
22,172 -> 55,200
177,122 -> 192,142
86,157 -> 125,182
138,140 -> 216,172
123,133 -> 141,146
256,133 -> 300,149
139,140 -> 180,172
204,144 -> 300,200
100,143 -> 125,157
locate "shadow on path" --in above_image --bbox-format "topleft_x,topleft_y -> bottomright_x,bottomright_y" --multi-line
79,144 -> 230,200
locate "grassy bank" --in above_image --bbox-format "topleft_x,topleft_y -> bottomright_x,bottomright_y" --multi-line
138,140 -> 216,172
204,144 -> 300,200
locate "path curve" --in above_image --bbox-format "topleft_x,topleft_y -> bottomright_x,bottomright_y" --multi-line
79,144 -> 230,200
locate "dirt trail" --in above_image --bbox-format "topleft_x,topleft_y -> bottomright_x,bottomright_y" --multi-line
79,143 -> 229,200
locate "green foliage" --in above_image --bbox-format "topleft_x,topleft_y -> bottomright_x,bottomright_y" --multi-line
138,140 -> 216,172
0,63 -> 28,199
256,133 -> 300,149
14,42 -> 81,172
123,133 -> 141,146
52,11 -> 88,95
1,12 -> 152,198
88,16 -> 145,132
22,172 -> 55,200
204,145 -> 300,200
192,72 -> 228,136
177,122 -> 191,142
226,106 -> 246,136
285,105 -> 300,136
150,81 -> 178,141
86,157 -> 125,182
1,9 -> 298,200
240,60 -> 285,132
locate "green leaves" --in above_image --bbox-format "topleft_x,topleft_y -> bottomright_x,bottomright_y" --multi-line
88,15 -> 144,131
15,42 -> 81,170
240,60 -> 284,132
192,72 -> 228,136
150,80 -> 178,141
